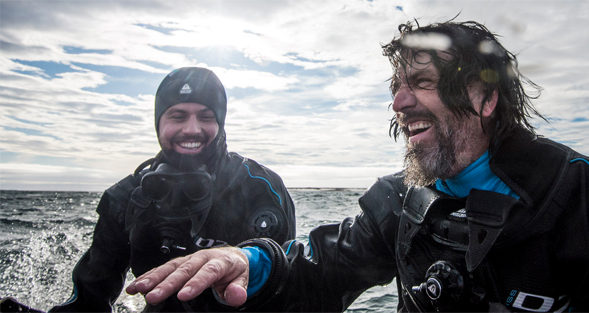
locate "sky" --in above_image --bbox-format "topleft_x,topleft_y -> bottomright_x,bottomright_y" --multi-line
1,0 -> 588,191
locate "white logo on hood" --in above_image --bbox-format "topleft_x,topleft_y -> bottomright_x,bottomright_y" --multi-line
180,84 -> 192,94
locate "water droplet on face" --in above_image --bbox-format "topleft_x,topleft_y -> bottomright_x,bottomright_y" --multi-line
261,221 -> 267,228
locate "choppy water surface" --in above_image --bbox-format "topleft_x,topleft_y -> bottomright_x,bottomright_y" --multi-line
1,189 -> 397,312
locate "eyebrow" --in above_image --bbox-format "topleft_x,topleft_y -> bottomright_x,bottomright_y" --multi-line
397,65 -> 438,88
165,107 -> 214,115
408,63 -> 438,78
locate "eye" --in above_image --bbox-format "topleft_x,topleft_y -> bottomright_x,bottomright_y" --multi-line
170,113 -> 187,121
199,112 -> 216,122
391,80 -> 401,96
413,78 -> 436,90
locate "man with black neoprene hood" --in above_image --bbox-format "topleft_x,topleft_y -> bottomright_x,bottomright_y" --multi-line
127,21 -> 589,312
49,67 -> 296,312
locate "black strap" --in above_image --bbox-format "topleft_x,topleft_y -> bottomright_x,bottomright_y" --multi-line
397,186 -> 445,260
465,189 -> 521,272
134,157 -> 157,176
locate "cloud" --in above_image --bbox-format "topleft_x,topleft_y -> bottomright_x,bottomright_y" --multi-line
213,68 -> 300,91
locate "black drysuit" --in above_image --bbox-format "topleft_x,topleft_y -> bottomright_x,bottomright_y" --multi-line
241,128 -> 589,312
50,151 -> 296,312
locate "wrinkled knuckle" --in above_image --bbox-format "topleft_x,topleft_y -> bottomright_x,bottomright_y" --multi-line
163,259 -> 181,272
219,253 -> 235,263
177,262 -> 195,276
202,261 -> 224,278
228,253 -> 247,269
172,255 -> 189,266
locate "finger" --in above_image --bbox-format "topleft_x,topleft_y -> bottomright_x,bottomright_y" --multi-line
177,249 -> 249,303
144,254 -> 210,305
175,257 -> 231,301
126,267 -> 158,295
126,256 -> 189,295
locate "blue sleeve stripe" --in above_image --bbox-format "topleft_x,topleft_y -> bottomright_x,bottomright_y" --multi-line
571,158 -> 589,166
243,163 -> 282,205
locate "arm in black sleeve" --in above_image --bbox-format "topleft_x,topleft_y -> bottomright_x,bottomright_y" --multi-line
50,177 -> 135,312
240,176 -> 402,312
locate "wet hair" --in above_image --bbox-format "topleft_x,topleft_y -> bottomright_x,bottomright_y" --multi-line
382,19 -> 544,148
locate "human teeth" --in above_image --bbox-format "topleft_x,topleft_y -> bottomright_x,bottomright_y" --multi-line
408,122 -> 432,132
180,142 -> 201,149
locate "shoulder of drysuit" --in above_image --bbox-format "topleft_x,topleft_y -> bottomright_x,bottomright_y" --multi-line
95,164 -> 146,222
218,151 -> 288,190
489,127 -> 583,208
357,171 -> 407,228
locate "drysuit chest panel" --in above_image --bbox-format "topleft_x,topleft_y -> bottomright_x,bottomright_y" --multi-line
395,187 -> 562,312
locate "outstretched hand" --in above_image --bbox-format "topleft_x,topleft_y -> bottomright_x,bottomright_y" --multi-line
126,247 -> 249,307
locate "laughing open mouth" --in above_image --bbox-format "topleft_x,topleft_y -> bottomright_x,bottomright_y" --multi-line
179,141 -> 203,150
408,121 -> 433,137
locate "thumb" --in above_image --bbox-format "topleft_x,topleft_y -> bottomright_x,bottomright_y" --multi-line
223,282 -> 248,307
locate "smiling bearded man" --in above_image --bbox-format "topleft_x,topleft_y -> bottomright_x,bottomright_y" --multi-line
393,52 -> 493,187
45,67 -> 296,313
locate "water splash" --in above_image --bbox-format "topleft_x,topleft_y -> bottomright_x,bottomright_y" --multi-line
1,225 -> 146,312
1,226 -> 91,310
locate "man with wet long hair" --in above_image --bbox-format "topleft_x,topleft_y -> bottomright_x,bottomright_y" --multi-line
126,21 -> 589,312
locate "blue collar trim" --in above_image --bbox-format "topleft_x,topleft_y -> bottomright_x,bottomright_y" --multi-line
436,151 -> 520,199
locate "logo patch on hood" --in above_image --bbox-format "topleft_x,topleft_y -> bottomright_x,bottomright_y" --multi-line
180,84 -> 192,94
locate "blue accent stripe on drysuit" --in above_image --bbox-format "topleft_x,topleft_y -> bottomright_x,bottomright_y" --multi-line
571,158 -> 589,166
285,240 -> 297,255
243,164 -> 282,205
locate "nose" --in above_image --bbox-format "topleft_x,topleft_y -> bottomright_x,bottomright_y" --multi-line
392,84 -> 417,113
183,115 -> 202,135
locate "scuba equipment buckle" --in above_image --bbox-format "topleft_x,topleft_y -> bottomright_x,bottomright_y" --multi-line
412,261 -> 487,311
412,261 -> 464,301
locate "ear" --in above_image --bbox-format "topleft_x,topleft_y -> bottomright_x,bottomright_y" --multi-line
481,89 -> 498,118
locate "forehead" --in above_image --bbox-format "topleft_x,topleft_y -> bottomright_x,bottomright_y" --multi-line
165,102 -> 213,114
396,52 -> 436,81
396,49 -> 452,77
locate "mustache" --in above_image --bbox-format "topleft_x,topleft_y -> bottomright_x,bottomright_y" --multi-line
396,109 -> 437,127
172,133 -> 209,142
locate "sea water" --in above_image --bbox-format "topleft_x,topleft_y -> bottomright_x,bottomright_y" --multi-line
0,189 -> 397,312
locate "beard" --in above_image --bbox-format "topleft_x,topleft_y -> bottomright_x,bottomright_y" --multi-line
161,148 -> 209,172
160,131 -> 227,173
402,112 -> 485,187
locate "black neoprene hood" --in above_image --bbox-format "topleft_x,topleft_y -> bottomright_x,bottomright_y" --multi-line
154,67 -> 227,133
